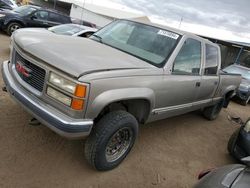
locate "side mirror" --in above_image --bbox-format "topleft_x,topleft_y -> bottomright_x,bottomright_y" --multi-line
31,15 -> 37,20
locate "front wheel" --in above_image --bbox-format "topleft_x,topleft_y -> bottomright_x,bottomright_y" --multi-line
7,22 -> 22,36
202,99 -> 224,120
84,111 -> 138,171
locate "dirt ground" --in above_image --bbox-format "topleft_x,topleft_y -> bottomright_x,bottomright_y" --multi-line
0,32 -> 249,188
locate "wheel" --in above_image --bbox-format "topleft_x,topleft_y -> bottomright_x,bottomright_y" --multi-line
227,128 -> 240,155
84,111 -> 138,171
240,96 -> 250,106
202,99 -> 224,120
7,22 -> 22,36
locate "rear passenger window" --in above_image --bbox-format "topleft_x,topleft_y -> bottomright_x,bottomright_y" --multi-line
49,13 -> 61,23
205,44 -> 219,75
172,38 -> 201,75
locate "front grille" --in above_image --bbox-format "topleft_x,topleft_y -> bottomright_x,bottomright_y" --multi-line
14,52 -> 46,92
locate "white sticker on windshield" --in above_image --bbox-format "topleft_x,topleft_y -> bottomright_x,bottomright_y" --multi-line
157,30 -> 179,40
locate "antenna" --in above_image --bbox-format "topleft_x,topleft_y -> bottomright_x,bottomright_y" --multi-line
178,16 -> 183,29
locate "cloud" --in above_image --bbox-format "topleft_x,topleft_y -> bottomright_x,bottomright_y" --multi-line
109,0 -> 250,42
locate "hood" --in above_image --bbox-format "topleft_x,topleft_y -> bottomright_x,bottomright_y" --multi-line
14,29 -> 154,78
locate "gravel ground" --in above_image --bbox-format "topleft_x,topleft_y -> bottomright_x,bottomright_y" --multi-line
0,32 -> 249,188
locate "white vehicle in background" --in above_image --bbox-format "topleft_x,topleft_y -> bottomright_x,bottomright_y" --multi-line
48,24 -> 97,37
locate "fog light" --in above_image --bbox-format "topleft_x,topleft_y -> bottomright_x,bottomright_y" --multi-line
47,87 -> 72,106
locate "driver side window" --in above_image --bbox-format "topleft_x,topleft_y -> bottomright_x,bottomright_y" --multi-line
172,38 -> 201,75
34,11 -> 49,21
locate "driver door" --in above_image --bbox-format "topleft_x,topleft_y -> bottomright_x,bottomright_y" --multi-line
28,10 -> 49,28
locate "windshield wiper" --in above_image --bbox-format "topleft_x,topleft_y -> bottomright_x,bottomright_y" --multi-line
92,34 -> 103,43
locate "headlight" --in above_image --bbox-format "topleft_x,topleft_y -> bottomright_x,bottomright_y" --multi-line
47,87 -> 72,106
244,120 -> 250,133
49,72 -> 77,94
48,72 -> 87,110
0,14 -> 5,18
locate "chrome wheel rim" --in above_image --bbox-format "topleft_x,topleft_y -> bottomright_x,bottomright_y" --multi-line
10,24 -> 20,33
105,127 -> 133,163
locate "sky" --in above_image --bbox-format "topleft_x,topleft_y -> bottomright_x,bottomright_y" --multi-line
84,0 -> 250,43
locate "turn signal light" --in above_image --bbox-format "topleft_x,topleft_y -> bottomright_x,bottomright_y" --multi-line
74,85 -> 87,98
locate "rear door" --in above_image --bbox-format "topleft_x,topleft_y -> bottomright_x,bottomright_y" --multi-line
195,43 -> 220,104
47,12 -> 63,27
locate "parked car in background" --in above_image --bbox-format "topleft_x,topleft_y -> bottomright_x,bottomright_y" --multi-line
2,19 -> 241,171
48,24 -> 97,37
223,65 -> 250,105
194,157 -> 250,188
11,24 -> 97,39
0,0 -> 17,10
0,5 -> 71,35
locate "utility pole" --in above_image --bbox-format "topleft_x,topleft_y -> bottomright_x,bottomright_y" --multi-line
80,0 -> 86,25
53,0 -> 57,9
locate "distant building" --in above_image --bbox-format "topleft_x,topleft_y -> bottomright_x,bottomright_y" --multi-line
203,36 -> 250,68
57,0 -> 148,27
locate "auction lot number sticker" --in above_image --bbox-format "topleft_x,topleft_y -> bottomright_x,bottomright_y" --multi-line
157,30 -> 179,40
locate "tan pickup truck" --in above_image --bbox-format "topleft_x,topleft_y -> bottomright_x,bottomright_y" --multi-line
2,19 -> 241,171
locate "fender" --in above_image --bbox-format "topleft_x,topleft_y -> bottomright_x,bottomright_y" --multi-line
86,88 -> 155,119
4,17 -> 26,27
223,85 -> 237,97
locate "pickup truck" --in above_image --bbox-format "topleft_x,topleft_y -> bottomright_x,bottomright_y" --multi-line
2,19 -> 241,171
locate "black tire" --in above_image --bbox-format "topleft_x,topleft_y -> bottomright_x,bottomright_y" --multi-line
227,128 -> 240,155
202,99 -> 224,120
84,111 -> 138,171
7,22 -> 22,36
240,96 -> 250,106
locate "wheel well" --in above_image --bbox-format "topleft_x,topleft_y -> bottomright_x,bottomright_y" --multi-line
223,90 -> 235,108
95,99 -> 151,124
7,20 -> 24,27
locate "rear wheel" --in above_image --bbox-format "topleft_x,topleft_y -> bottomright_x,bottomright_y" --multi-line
7,22 -> 22,36
202,99 -> 224,120
84,111 -> 138,171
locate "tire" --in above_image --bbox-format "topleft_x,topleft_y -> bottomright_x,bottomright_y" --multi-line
84,111 -> 138,171
7,22 -> 22,36
227,128 -> 240,155
240,96 -> 250,106
202,99 -> 224,120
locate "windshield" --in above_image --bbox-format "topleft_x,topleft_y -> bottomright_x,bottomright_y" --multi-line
224,66 -> 250,80
90,20 -> 180,67
48,24 -> 83,35
13,6 -> 37,16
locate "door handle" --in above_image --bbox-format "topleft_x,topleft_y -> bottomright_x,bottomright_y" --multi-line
195,82 -> 201,87
214,81 -> 218,85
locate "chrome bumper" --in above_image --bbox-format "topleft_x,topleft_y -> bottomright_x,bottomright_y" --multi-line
2,61 -> 93,139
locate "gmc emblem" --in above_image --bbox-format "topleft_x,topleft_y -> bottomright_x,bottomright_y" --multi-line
16,61 -> 32,78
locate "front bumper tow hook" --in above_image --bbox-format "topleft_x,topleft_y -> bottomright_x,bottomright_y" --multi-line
2,86 -> 7,92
